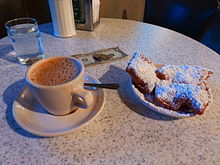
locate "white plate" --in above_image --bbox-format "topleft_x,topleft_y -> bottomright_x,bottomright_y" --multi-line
12,74 -> 105,137
130,81 -> 195,118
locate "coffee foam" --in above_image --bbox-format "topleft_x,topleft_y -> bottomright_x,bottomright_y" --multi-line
29,57 -> 80,86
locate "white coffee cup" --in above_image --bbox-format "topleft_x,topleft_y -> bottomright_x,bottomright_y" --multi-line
26,56 -> 93,116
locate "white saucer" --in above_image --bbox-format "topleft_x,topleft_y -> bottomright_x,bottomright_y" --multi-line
130,82 -> 195,118
12,74 -> 105,137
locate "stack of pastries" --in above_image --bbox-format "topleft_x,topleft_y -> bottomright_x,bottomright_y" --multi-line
126,52 -> 213,115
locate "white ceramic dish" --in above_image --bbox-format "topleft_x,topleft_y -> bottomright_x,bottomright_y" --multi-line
129,64 -> 197,118
130,82 -> 195,118
12,74 -> 105,137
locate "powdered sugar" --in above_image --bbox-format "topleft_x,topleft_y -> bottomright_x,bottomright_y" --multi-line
156,65 -> 213,85
155,83 -> 211,113
127,52 -> 159,93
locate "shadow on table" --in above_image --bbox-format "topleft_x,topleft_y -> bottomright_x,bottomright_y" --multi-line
0,44 -> 19,64
3,79 -> 45,138
39,23 -> 54,36
99,65 -> 177,121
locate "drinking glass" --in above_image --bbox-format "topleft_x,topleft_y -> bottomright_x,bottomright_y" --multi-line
5,18 -> 44,65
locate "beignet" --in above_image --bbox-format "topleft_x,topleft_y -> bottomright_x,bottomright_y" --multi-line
126,52 -> 159,93
156,65 -> 213,85
155,83 -> 211,115
126,53 -> 213,115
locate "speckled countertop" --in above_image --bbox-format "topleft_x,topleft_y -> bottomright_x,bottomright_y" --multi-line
0,18 -> 220,165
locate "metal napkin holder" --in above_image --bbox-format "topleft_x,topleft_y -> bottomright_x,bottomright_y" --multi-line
73,0 -> 100,31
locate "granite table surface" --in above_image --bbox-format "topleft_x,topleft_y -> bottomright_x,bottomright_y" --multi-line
0,18 -> 219,165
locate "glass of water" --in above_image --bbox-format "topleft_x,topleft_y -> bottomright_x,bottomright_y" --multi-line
5,18 -> 44,65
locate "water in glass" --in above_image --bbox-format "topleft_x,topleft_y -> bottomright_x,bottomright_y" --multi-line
8,23 -> 44,65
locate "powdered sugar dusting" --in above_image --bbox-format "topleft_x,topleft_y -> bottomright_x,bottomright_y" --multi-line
156,65 -> 213,85
127,52 -> 159,93
155,83 -> 211,113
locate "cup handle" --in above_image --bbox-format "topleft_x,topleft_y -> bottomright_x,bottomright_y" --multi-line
72,87 -> 94,109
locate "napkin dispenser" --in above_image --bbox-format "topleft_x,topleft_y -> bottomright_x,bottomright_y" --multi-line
73,0 -> 100,31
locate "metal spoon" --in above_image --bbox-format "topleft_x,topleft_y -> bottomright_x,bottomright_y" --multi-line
84,83 -> 120,89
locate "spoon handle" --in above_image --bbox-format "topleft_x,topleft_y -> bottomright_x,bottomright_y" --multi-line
84,83 -> 120,89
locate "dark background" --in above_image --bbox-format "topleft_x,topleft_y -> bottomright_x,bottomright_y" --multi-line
0,0 -> 219,55
0,0 -> 52,38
